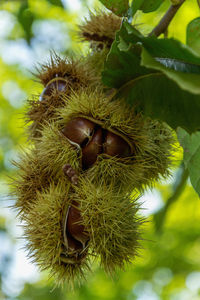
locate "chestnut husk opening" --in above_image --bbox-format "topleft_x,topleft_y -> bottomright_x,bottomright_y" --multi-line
62,117 -> 133,170
64,201 -> 89,255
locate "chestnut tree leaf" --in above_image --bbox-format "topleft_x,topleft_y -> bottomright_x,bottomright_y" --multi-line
141,48 -> 200,95
102,22 -> 155,88
98,0 -> 129,16
115,73 -> 200,133
102,36 -> 152,88
129,0 -> 164,17
108,22 -> 200,76
187,17 -> 200,56
177,128 -> 200,197
140,0 -> 164,12
129,0 -> 144,17
102,21 -> 200,132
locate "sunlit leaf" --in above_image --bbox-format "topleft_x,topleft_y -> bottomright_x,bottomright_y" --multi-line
187,17 -> 200,56
139,0 -> 164,13
129,0 -> 144,17
129,0 -> 164,17
99,0 -> 129,16
123,22 -> 200,84
141,49 -> 200,95
177,128 -> 200,196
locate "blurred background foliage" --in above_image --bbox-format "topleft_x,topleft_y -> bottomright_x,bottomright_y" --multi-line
0,0 -> 199,299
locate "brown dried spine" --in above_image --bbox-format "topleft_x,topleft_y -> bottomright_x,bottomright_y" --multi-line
79,12 -> 121,49
27,55 -> 95,138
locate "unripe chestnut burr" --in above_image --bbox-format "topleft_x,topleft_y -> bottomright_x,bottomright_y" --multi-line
66,201 -> 89,248
62,117 -> 95,146
104,131 -> 131,157
82,128 -> 103,169
39,78 -> 68,101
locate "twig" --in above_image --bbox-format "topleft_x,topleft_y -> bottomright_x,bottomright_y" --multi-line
164,28 -> 168,38
197,0 -> 200,9
149,0 -> 186,37
154,164 -> 189,232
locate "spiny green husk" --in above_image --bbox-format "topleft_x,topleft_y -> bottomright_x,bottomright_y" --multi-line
35,53 -> 93,88
27,54 -> 96,138
36,122 -> 81,179
79,11 -> 121,48
23,182 -> 90,287
12,148 -> 53,217
12,124 -> 79,217
84,48 -> 110,83
57,87 -> 175,193
73,178 -> 143,273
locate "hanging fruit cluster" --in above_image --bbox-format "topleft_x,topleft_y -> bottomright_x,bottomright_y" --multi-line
13,11 -> 175,286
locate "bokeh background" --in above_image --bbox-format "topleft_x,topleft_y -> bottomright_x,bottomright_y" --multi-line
0,0 -> 200,299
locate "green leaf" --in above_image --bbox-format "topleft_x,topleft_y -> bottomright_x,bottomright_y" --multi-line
129,0 -> 164,17
129,0 -> 145,17
102,23 -> 153,88
46,0 -> 64,7
187,17 -> 200,56
17,0 -> 35,44
141,48 -> 200,95
124,22 -> 200,75
99,0 -> 129,16
141,39 -> 200,74
126,20 -> 200,94
115,73 -> 200,133
177,128 -> 200,196
102,22 -> 200,133
102,36 -> 152,88
140,0 -> 164,13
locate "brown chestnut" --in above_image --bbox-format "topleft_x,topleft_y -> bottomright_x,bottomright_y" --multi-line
39,78 -> 68,101
66,201 -> 89,248
66,234 -> 83,252
82,128 -> 103,169
103,131 -> 131,157
62,117 -> 95,146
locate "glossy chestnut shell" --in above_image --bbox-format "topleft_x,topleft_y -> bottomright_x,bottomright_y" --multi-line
82,128 -> 103,169
39,78 -> 68,101
103,131 -> 131,157
63,117 -> 132,170
62,117 -> 95,147
64,201 -> 89,253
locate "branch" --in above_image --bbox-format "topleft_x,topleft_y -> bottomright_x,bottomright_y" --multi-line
154,164 -> 189,232
149,0 -> 186,37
